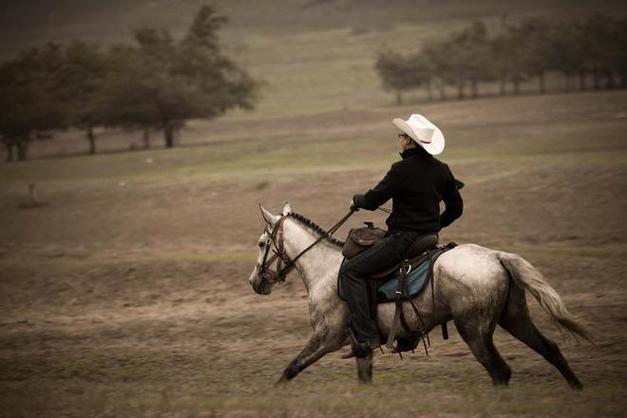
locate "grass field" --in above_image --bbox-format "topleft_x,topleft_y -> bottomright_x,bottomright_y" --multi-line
1,89 -> 626,417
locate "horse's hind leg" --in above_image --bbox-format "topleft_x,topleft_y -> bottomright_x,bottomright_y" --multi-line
454,313 -> 512,386
499,283 -> 583,390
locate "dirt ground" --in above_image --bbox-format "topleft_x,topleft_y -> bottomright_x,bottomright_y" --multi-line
1,91 -> 626,417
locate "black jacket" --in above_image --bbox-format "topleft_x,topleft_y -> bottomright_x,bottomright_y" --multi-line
353,147 -> 463,234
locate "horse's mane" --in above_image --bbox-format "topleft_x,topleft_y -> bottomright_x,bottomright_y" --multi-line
287,212 -> 345,247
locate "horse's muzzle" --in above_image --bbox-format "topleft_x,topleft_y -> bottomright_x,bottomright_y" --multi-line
249,272 -> 273,295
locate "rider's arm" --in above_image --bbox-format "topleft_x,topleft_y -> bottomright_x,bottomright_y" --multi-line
352,164 -> 399,211
439,166 -> 463,229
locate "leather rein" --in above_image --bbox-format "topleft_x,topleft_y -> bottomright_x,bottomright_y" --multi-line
257,210 -> 355,285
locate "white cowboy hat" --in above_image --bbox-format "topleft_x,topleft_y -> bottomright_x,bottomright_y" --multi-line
392,114 -> 445,155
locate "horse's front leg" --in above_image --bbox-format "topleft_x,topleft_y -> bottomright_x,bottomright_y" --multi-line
276,330 -> 342,384
355,350 -> 374,383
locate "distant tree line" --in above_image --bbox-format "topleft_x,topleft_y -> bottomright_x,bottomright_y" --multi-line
0,5 -> 258,162
376,14 -> 627,104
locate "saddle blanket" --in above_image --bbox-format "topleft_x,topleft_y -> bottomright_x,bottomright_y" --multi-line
337,245 -> 454,303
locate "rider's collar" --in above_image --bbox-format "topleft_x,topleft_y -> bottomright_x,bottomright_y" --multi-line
400,147 -> 431,160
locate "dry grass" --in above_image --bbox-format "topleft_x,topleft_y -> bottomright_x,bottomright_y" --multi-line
0,90 -> 626,417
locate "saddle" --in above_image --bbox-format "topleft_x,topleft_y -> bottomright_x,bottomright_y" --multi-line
339,223 -> 456,354
341,222 -> 440,279
342,222 -> 386,259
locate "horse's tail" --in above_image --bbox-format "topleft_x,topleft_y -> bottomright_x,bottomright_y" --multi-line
498,251 -> 592,342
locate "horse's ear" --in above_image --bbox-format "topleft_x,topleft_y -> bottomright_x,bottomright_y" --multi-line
281,202 -> 292,216
259,204 -> 279,226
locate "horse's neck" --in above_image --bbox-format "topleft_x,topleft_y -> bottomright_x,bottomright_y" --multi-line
282,219 -> 342,293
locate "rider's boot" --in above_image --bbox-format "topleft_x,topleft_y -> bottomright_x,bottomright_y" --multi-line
342,326 -> 381,359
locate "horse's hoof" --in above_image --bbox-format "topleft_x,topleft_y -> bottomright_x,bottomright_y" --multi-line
570,381 -> 584,391
275,376 -> 289,386
355,352 -> 373,384
357,376 -> 372,384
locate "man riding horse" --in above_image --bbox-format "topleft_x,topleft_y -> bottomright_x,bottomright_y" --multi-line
251,114 -> 587,385
341,114 -> 464,357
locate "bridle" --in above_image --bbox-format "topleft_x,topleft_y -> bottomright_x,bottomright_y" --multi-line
257,216 -> 291,285
257,210 -> 355,286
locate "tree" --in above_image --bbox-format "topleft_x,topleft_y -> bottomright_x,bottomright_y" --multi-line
516,18 -> 552,94
103,5 -> 257,148
0,43 -> 66,161
423,41 -> 453,100
615,18 -> 627,88
579,14 -> 623,90
57,40 -> 110,154
450,21 -> 493,99
490,31 -> 513,96
547,21 -> 585,91
375,51 -> 413,105
419,22 -> 493,101
407,53 -> 435,101
375,14 -> 627,103
501,25 -> 529,94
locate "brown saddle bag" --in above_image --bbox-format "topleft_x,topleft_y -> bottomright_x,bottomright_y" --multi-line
342,222 -> 386,259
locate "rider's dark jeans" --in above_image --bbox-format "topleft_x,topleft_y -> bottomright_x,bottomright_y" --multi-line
339,230 -> 422,345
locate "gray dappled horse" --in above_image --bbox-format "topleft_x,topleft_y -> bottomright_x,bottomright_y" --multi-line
249,203 -> 589,389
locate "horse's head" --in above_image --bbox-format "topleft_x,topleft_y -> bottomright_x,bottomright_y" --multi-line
249,202 -> 292,295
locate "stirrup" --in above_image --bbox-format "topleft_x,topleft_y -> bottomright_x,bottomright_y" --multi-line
346,327 -> 381,358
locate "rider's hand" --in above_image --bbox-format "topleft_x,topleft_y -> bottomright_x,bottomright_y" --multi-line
349,198 -> 359,212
